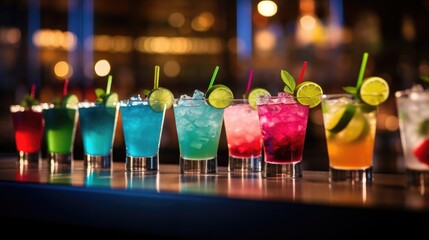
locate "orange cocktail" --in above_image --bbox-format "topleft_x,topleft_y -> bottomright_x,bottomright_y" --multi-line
322,94 -> 377,172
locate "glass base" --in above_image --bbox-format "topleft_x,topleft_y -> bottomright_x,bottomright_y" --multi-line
17,151 -> 41,165
126,155 -> 158,172
228,155 -> 262,172
406,169 -> 429,187
84,152 -> 112,169
48,152 -> 72,165
264,161 -> 302,179
329,167 -> 373,184
180,157 -> 217,174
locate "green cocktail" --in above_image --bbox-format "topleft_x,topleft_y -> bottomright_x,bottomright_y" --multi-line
42,94 -> 79,165
173,90 -> 225,174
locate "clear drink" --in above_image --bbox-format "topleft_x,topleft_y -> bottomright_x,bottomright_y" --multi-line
173,90 -> 224,174
10,104 -> 44,163
321,94 -> 377,183
120,96 -> 166,172
257,93 -> 309,178
42,104 -> 78,165
395,85 -> 429,186
223,99 -> 263,172
78,101 -> 119,169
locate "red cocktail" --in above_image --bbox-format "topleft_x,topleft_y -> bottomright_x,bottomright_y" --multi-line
10,104 -> 44,162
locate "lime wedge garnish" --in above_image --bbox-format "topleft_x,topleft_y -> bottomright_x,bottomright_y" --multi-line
359,76 -> 389,106
205,84 -> 234,109
295,81 -> 323,108
246,88 -> 270,109
104,93 -> 118,107
61,94 -> 79,108
326,104 -> 356,133
334,108 -> 369,143
148,87 -> 174,112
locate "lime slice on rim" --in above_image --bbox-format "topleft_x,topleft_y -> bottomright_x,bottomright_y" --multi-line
205,84 -> 234,109
295,81 -> 323,108
61,94 -> 79,108
246,88 -> 270,110
104,93 -> 118,107
326,104 -> 356,133
148,87 -> 174,112
335,108 -> 369,143
359,77 -> 389,106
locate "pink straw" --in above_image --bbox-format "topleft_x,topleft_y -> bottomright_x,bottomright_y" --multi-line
245,68 -> 254,94
63,79 -> 69,96
30,83 -> 36,98
297,61 -> 308,85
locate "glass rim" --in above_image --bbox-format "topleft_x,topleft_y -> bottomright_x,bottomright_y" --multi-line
119,98 -> 165,104
39,102 -> 78,109
395,89 -> 429,100
77,101 -> 119,108
322,93 -> 354,98
10,104 -> 44,112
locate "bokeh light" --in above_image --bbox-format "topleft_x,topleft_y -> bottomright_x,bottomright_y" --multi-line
53,61 -> 73,79
257,1 -> 278,17
94,59 -> 111,77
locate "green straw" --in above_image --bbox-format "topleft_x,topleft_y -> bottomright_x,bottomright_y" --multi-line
356,52 -> 369,89
106,75 -> 112,94
207,65 -> 219,91
154,65 -> 160,89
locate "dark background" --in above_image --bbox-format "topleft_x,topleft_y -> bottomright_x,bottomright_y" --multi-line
1,0 -> 429,173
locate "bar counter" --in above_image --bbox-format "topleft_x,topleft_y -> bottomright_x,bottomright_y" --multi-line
0,155 -> 428,238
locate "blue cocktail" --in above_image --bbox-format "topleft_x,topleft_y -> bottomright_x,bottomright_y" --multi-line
120,96 -> 166,171
78,101 -> 119,169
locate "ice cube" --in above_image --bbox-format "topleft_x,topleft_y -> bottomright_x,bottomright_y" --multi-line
256,93 -> 271,105
192,89 -> 205,99
130,94 -> 142,101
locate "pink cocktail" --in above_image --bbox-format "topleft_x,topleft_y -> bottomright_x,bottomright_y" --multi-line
257,93 -> 309,178
223,99 -> 263,172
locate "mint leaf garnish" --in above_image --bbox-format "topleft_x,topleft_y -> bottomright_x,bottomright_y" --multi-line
343,86 -> 357,95
95,88 -> 105,102
143,89 -> 151,97
281,70 -> 296,94
19,94 -> 39,108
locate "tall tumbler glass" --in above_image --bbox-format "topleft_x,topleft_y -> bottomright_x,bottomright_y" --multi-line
321,94 -> 377,184
256,94 -> 310,179
78,101 -> 119,169
223,99 -> 263,172
395,86 -> 429,186
120,98 -> 166,172
173,98 -> 224,174
42,103 -> 78,165
10,104 -> 44,165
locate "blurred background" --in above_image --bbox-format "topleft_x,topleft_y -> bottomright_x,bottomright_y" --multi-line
1,0 -> 429,173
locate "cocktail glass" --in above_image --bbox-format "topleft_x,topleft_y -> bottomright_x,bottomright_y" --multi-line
78,101 -> 119,169
42,103 -> 78,165
120,97 -> 166,172
256,93 -> 310,179
223,99 -> 263,172
10,104 -> 44,164
321,94 -> 377,184
395,85 -> 429,186
173,90 -> 224,174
